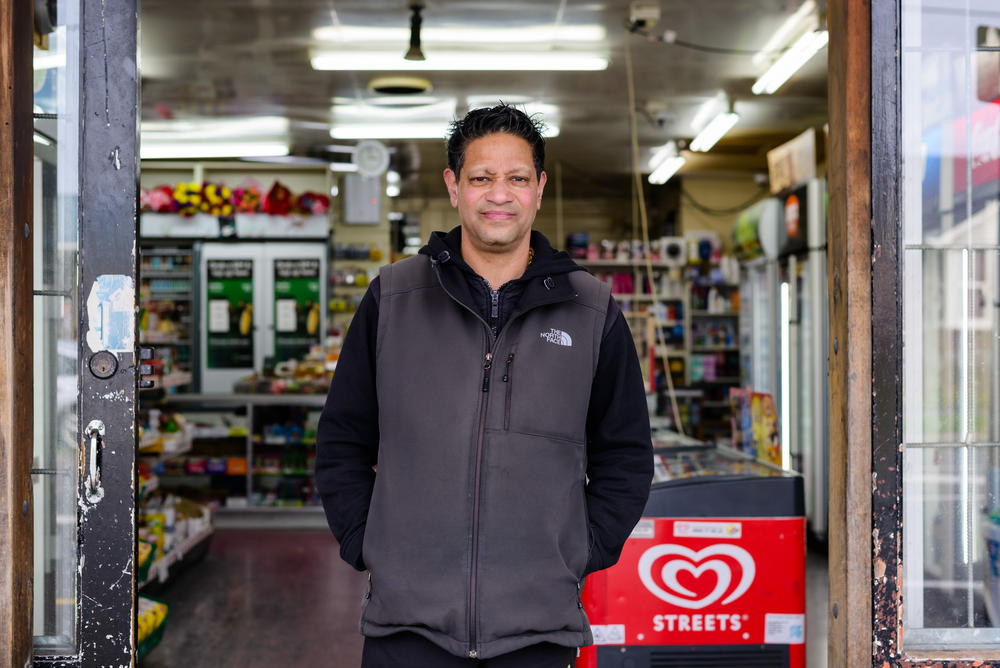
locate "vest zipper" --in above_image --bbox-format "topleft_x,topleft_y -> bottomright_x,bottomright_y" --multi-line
469,350 -> 492,658
503,352 -> 515,430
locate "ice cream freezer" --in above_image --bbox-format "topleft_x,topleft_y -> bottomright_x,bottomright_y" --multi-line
578,433 -> 806,668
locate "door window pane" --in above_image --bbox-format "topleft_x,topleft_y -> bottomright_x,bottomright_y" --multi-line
31,0 -> 80,653
902,0 -> 1000,650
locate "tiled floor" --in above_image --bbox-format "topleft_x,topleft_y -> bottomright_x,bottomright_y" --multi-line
142,529 -> 829,667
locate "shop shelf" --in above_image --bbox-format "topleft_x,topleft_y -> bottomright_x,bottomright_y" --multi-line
139,525 -> 214,589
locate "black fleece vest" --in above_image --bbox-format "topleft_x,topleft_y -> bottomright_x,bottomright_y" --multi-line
361,254 -> 611,659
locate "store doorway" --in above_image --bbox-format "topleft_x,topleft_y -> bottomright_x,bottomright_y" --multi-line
1,0 -> 874,666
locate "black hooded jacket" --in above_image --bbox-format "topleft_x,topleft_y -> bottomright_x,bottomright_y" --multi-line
315,227 -> 653,578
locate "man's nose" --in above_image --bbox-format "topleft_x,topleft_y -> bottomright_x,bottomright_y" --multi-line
485,180 -> 513,203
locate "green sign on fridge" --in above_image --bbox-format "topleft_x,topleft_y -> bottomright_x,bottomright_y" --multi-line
273,258 -> 321,362
206,259 -> 254,369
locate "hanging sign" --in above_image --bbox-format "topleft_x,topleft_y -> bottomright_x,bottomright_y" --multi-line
766,128 -> 816,195
205,259 -> 254,369
273,258 -> 322,362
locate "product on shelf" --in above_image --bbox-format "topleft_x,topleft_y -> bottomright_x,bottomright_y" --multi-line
138,494 -> 213,570
233,340 -> 339,394
137,595 -> 169,659
139,410 -> 192,455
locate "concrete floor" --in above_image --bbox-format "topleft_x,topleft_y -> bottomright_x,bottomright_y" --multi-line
142,529 -> 829,667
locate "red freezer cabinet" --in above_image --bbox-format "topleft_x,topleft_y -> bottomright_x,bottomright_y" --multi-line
578,443 -> 806,668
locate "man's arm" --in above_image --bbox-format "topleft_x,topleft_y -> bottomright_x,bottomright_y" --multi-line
584,298 -> 654,575
314,279 -> 381,571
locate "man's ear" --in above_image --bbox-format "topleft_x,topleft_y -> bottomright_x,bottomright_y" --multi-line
535,171 -> 547,210
443,168 -> 459,207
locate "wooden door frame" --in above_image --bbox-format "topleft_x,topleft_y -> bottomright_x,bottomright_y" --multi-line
826,0 -> 874,666
0,0 -> 36,664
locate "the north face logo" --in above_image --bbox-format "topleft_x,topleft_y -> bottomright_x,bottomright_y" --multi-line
540,328 -> 573,347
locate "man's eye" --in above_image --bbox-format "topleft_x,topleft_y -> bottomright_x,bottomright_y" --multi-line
471,176 -> 490,183
511,176 -> 528,183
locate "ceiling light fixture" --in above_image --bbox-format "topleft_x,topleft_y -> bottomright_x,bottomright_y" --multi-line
689,110 -> 740,152
751,28 -> 829,95
310,51 -> 608,72
647,141 -> 686,185
140,141 -> 290,160
140,116 -> 291,159
313,24 -> 606,44
752,0 -> 819,66
648,157 -> 686,185
404,4 -> 426,61
330,121 -> 561,140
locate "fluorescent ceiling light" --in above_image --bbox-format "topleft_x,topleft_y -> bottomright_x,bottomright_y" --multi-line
329,163 -> 359,172
142,116 -> 289,141
33,132 -> 53,146
752,0 -> 818,66
331,121 -> 560,140
648,156 -> 686,185
690,93 -> 726,133
333,98 -> 456,121
365,95 -> 442,107
313,24 -> 606,44
647,141 -> 685,184
689,112 -> 740,152
752,29 -> 829,95
648,141 -> 679,172
140,142 -> 290,160
331,123 -> 450,140
311,51 -> 608,72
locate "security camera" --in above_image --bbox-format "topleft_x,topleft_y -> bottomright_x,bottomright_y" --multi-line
627,2 -> 660,32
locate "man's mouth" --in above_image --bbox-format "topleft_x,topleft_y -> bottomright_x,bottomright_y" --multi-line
481,210 -> 515,220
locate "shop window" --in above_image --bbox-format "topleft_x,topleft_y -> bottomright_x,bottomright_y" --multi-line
902,0 -> 1000,650
30,0 -> 80,654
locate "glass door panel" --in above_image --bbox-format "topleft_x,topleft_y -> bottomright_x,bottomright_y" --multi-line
901,0 -> 1000,649
31,0 -> 80,653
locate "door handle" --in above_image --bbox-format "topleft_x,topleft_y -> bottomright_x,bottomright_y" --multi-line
84,419 -> 106,504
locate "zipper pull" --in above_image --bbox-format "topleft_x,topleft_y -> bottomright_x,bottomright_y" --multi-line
503,352 -> 514,382
491,290 -> 499,319
482,352 -> 493,392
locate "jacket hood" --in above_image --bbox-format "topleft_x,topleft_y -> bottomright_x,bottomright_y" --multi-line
419,226 -> 583,280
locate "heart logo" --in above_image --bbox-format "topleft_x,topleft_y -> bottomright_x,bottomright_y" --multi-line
637,544 -> 756,610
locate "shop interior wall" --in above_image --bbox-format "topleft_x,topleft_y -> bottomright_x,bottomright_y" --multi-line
676,175 -> 765,252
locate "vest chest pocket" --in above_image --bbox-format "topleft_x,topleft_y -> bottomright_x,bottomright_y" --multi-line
503,329 -> 594,443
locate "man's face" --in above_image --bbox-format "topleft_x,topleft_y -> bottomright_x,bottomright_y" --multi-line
443,132 -> 546,256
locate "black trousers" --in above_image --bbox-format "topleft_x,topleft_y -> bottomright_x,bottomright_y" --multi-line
361,632 -> 578,668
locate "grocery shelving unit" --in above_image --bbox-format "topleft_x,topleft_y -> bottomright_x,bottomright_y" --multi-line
577,256 -> 740,441
144,393 -> 328,527
140,245 -> 197,391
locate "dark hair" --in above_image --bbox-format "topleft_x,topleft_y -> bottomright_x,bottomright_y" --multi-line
446,103 -> 546,179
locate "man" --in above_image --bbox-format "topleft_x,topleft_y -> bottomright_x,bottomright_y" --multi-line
315,104 -> 653,668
